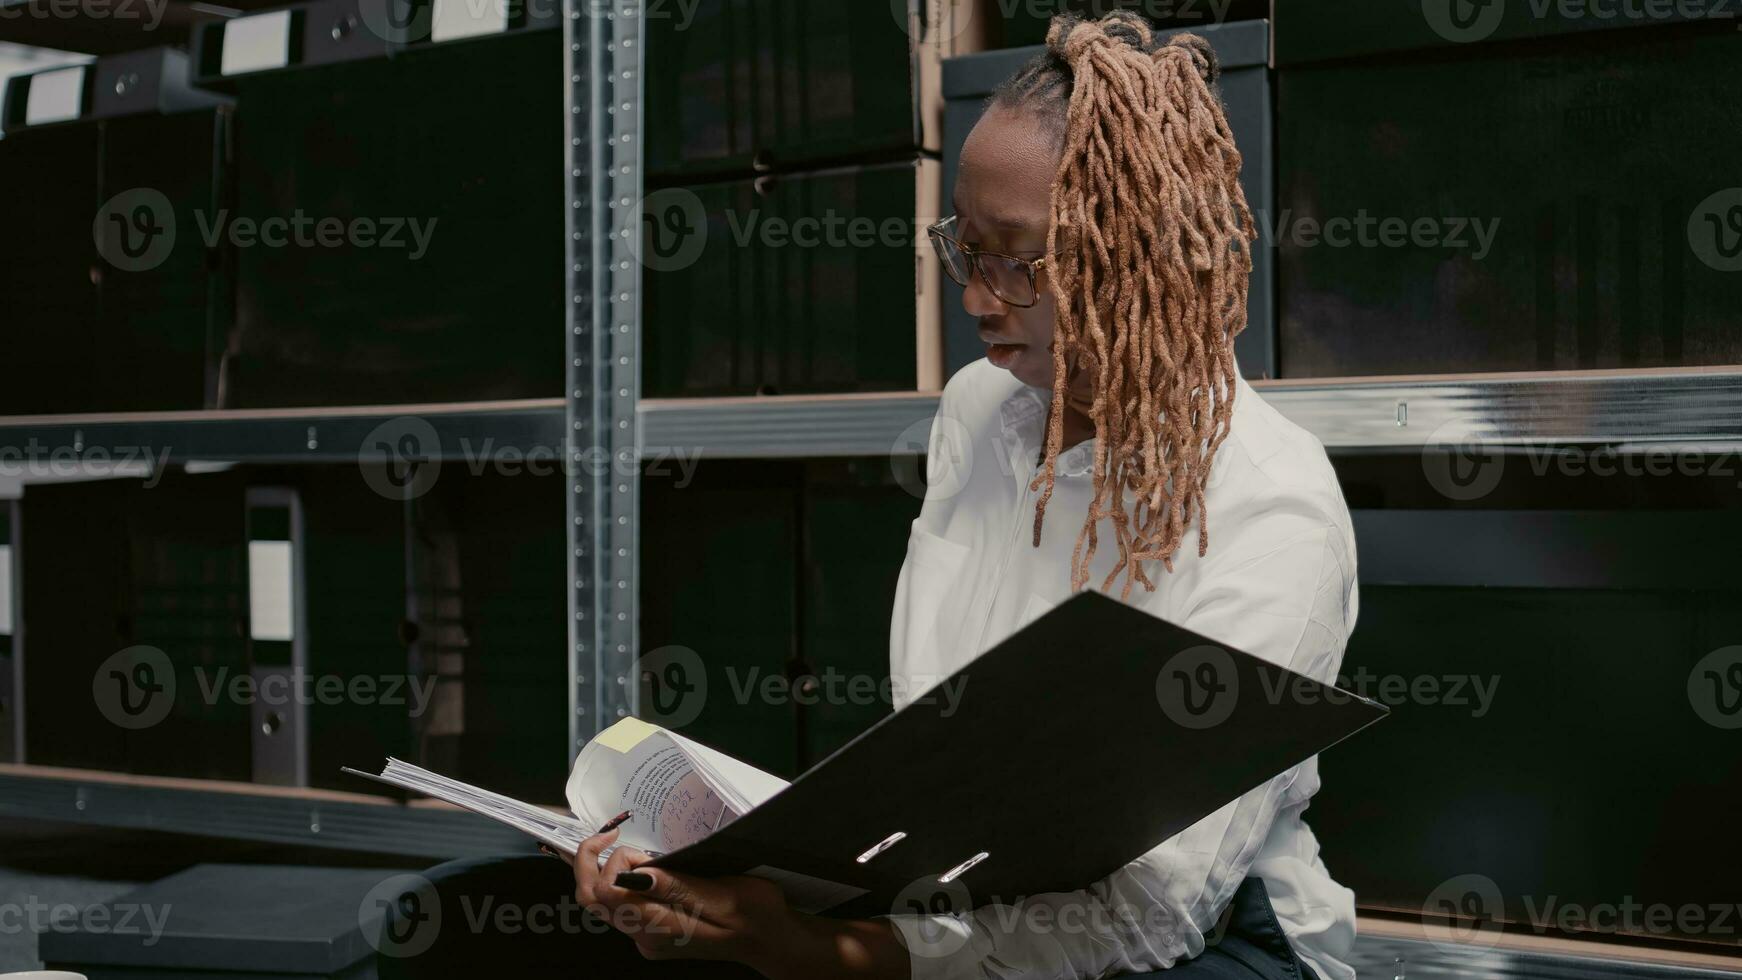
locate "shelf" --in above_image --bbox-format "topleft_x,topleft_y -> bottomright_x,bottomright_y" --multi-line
0,764 -> 530,861
638,391 -> 943,459
1253,365 -> 1742,449
0,399 -> 567,467
1349,916 -> 1742,979
640,368 -> 1742,459
1,368 -> 1737,474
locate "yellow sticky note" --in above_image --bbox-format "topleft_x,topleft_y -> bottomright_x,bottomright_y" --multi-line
593,716 -> 659,753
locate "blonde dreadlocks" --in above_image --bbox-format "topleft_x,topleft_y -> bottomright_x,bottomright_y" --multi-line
991,12 -> 1255,599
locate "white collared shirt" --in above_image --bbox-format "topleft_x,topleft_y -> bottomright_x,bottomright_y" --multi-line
884,358 -> 1360,980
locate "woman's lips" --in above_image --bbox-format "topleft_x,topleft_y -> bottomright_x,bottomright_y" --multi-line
985,341 -> 1025,368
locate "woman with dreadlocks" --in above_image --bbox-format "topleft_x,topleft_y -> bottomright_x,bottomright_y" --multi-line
400,11 -> 1355,980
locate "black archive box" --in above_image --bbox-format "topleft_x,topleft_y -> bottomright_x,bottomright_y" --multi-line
643,157 -> 944,397
0,50 -> 230,415
192,15 -> 565,408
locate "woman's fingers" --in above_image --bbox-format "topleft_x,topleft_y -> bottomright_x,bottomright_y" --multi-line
572,827 -> 619,907
599,841 -> 647,896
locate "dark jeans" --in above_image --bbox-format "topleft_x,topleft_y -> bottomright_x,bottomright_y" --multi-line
376,854 -> 1320,979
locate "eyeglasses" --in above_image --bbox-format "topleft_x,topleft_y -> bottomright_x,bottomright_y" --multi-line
926,216 -> 1052,309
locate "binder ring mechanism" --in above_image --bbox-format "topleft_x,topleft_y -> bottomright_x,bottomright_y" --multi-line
854,832 -> 990,885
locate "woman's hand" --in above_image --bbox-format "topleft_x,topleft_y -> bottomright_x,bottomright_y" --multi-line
560,828 -> 913,979
568,828 -> 796,972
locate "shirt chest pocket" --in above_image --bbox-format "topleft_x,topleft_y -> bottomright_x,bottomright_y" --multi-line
889,524 -> 972,700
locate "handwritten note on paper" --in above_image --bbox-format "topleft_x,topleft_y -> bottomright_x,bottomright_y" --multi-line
618,744 -> 739,852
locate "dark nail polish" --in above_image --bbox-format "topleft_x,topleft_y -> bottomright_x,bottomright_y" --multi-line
615,872 -> 654,891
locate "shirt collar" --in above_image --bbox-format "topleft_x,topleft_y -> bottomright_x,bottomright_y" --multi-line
997,383 -> 1095,479
998,360 -> 1251,481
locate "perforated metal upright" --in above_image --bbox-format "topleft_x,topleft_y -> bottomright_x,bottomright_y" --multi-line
565,0 -> 643,754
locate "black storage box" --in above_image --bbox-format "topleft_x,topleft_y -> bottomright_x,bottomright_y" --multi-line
939,19 -> 1276,380
38,863 -> 409,978
1276,16 -> 1742,376
0,51 -> 230,415
642,157 -> 944,397
189,8 -> 564,408
645,0 -> 989,180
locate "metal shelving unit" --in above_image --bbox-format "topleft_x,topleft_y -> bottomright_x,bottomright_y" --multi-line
3,0 -> 1740,859
0,0 -> 648,859
567,0 -> 642,751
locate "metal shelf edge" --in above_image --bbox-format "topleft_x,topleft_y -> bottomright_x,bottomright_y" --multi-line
0,768 -> 530,860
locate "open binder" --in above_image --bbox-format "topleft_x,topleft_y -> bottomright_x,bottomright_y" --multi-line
647,590 -> 1387,917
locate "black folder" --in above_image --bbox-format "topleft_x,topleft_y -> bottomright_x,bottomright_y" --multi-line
652,590 -> 1387,917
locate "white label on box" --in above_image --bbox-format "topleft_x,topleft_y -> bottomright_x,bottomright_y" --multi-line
222,11 -> 294,76
431,0 -> 509,43
248,540 -> 295,642
24,66 -> 85,125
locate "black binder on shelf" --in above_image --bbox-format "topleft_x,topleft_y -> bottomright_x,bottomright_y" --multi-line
652,590 -> 1387,917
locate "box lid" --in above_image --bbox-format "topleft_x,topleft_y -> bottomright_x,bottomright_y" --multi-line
38,863 -> 415,973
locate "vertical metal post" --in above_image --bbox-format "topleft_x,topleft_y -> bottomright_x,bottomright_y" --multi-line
566,0 -> 643,757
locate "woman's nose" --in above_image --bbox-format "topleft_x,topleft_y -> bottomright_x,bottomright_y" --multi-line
961,268 -> 1006,318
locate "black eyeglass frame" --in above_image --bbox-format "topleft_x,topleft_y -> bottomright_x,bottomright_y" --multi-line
926,215 -> 1058,309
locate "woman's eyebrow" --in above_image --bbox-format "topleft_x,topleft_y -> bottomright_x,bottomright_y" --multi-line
955,207 -> 1044,238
